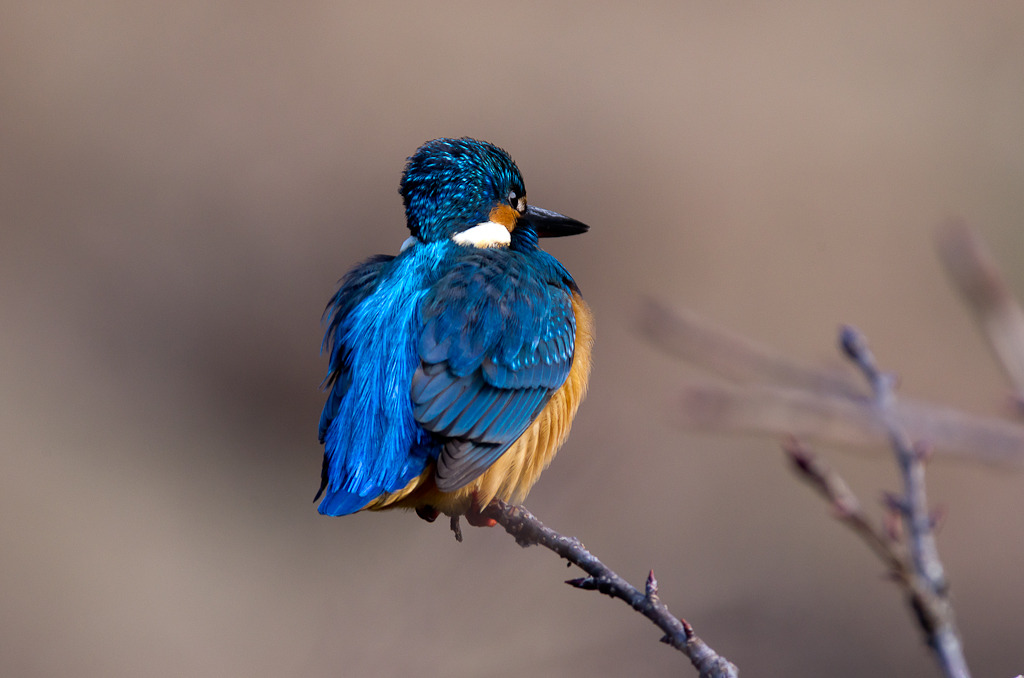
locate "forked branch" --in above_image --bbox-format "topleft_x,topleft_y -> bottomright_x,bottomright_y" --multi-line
786,327 -> 971,678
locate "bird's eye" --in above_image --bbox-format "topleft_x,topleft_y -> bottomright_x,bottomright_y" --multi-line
508,190 -> 527,213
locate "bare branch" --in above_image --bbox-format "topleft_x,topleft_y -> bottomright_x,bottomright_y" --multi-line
785,438 -> 974,678
836,326 -> 970,678
840,327 -> 950,591
678,380 -> 1024,466
635,224 -> 1024,677
937,220 -> 1024,406
784,438 -> 906,576
483,500 -> 739,678
640,299 -> 862,399
643,299 -> 1024,466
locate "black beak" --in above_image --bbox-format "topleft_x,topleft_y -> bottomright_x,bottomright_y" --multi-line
521,205 -> 589,238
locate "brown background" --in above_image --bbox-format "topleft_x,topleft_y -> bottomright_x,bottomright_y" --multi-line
3,2 -> 1023,676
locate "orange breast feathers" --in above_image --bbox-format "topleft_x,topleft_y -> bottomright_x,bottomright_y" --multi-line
362,292 -> 594,516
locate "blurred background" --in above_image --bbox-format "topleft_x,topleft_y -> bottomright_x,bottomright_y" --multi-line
3,1 -> 1023,676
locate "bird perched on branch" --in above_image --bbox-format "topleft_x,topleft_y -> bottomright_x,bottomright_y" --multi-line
316,138 -> 593,527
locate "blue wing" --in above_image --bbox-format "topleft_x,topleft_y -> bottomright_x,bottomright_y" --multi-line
318,254 -> 394,446
317,254 -> 435,516
411,249 -> 577,491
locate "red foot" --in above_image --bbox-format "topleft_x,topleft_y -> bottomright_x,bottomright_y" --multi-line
465,492 -> 497,528
465,512 -> 497,527
415,505 -> 439,523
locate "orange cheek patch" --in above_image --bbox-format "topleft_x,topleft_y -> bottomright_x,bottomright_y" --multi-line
488,204 -> 519,231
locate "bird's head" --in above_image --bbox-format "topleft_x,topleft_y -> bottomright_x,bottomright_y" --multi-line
399,138 -> 588,248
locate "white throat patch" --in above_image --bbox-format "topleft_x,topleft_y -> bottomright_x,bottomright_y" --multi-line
452,221 -> 511,248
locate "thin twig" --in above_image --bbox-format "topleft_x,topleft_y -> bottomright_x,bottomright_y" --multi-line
838,326 -> 970,678
785,439 -> 972,673
937,220 -> 1024,408
483,500 -> 739,678
784,438 -> 907,577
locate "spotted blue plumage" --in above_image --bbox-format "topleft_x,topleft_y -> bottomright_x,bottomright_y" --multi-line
316,138 -> 589,517
400,139 -> 526,242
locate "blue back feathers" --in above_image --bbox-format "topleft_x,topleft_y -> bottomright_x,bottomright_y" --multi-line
413,248 -> 577,491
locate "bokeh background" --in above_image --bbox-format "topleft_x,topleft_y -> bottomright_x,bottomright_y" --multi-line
3,2 -> 1024,676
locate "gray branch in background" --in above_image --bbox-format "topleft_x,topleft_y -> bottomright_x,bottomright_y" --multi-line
936,220 -> 1024,408
642,305 -> 975,676
635,220 -> 1024,678
640,299 -> 1024,466
837,326 -> 970,678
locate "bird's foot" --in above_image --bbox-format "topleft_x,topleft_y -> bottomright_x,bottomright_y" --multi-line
465,492 -> 498,528
449,515 -> 463,542
416,505 -> 439,523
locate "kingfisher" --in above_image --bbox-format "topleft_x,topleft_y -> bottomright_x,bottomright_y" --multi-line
315,137 -> 593,528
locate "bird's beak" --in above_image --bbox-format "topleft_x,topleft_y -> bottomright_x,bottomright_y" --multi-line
521,205 -> 589,237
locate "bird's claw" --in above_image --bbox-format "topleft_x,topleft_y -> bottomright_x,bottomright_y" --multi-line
416,505 -> 439,523
465,492 -> 498,527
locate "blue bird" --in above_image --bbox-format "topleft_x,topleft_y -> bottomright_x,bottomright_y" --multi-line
316,138 -> 593,527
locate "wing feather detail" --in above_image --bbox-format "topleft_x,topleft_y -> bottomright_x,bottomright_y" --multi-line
412,249 -> 578,491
